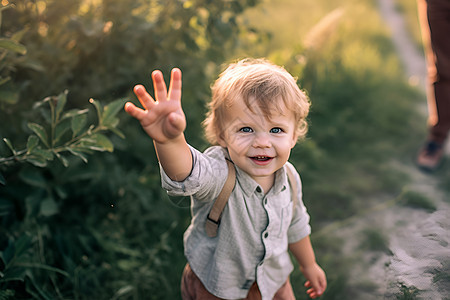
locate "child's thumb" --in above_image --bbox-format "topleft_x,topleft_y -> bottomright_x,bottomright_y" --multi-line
168,112 -> 186,132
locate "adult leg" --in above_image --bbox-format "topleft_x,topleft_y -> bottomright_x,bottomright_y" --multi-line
416,0 -> 450,170
427,0 -> 450,143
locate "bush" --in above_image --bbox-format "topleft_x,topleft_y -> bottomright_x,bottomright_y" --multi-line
0,0 -> 258,298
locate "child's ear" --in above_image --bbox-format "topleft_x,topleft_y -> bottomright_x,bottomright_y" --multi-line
217,135 -> 227,148
290,133 -> 299,149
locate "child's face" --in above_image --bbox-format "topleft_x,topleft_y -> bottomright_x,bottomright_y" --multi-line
218,96 -> 298,188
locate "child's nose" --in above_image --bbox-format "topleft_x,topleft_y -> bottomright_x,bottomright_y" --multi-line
252,133 -> 271,148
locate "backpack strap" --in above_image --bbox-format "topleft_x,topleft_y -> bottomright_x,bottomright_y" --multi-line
285,164 -> 298,207
205,159 -> 236,237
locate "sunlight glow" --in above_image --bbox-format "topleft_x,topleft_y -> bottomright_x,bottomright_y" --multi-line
79,0 -> 102,15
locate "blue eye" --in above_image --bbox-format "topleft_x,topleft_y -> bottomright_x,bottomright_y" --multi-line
270,127 -> 283,134
239,127 -> 253,133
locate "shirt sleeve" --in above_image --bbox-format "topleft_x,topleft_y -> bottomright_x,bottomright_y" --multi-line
160,145 -> 229,201
286,164 -> 311,244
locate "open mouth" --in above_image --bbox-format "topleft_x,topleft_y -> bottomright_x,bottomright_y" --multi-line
250,156 -> 273,164
251,156 -> 272,161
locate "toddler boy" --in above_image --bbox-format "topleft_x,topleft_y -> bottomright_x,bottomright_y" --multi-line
125,58 -> 327,299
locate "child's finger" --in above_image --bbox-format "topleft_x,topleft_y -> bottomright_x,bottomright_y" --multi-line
311,276 -> 326,296
124,102 -> 146,121
152,70 -> 168,102
168,68 -> 182,101
308,288 -> 322,299
133,85 -> 155,110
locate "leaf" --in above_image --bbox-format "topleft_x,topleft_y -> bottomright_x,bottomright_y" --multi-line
27,123 -> 49,148
32,96 -> 51,110
109,126 -> 125,139
0,38 -> 27,55
54,152 -> 69,167
0,267 -> 26,283
54,118 -> 71,144
2,138 -> 16,155
66,147 -> 88,163
79,134 -> 114,152
55,90 -> 68,122
14,235 -> 32,259
89,98 -> 103,124
40,197 -> 59,217
0,172 -> 5,185
26,148 -> 54,168
11,27 -> 28,43
0,234 -> 32,271
112,285 -> 134,299
26,135 -> 39,154
61,108 -> 89,121
14,263 -> 69,277
102,99 -> 126,127
71,114 -> 87,137
70,146 -> 93,155
25,156 -> 47,168
31,148 -> 54,161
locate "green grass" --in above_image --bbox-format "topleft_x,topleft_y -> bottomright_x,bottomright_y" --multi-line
396,283 -> 420,299
359,228 -> 392,254
397,189 -> 437,212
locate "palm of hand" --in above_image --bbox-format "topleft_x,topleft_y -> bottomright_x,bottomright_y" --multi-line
125,68 -> 186,144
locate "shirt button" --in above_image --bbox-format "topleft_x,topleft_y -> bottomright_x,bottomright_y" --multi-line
264,199 -> 268,205
256,186 -> 262,193
264,232 -> 269,238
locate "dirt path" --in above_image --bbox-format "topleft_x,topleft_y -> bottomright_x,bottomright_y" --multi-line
337,0 -> 450,299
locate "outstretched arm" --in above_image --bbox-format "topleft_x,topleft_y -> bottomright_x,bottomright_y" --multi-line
289,236 -> 327,298
124,68 -> 192,181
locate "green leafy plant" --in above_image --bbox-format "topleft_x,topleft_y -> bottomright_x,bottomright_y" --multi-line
0,3 -> 27,106
0,91 -> 125,181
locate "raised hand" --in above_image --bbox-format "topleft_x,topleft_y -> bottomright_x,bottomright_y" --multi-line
125,68 -> 185,144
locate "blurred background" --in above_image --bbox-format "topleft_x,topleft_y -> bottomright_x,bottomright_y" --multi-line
1,0 -> 449,299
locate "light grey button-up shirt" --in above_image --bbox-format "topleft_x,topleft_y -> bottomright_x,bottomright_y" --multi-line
161,145 -> 311,300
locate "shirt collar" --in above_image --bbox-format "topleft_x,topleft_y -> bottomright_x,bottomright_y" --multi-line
233,163 -> 288,197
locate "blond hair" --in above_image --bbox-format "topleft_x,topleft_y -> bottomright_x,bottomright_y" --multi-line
203,58 -> 310,145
